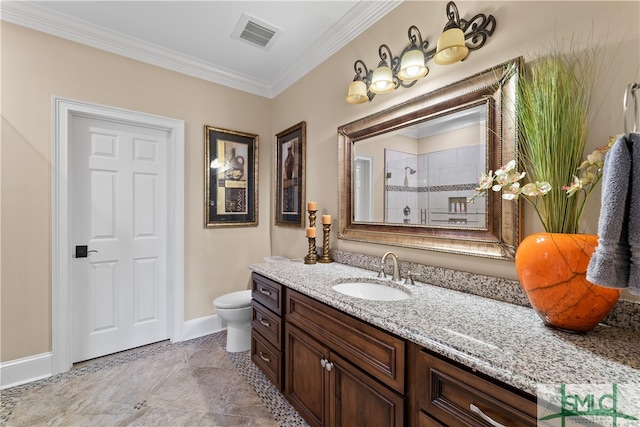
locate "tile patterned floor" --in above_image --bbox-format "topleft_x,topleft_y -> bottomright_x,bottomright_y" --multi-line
0,332 -> 308,426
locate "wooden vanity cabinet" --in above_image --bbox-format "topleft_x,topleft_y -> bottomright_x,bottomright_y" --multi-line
285,289 -> 405,427
250,273 -> 284,390
250,272 -> 538,427
409,342 -> 537,427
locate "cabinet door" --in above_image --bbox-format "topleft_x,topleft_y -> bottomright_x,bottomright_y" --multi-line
285,323 -> 329,427
329,351 -> 405,427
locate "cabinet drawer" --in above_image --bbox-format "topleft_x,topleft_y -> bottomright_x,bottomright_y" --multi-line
251,330 -> 283,391
286,289 -> 405,393
416,349 -> 536,427
252,301 -> 283,350
251,273 -> 283,315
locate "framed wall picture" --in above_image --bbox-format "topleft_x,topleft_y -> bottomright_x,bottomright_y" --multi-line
275,121 -> 306,227
204,125 -> 258,227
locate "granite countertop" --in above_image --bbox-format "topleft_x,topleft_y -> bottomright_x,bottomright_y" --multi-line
248,260 -> 640,396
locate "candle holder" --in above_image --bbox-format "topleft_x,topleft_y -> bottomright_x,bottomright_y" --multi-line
304,237 -> 318,264
308,209 -> 317,228
318,223 -> 333,263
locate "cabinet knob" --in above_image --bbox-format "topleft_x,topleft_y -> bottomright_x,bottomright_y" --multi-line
320,358 -> 327,368
469,403 -> 506,427
325,362 -> 334,372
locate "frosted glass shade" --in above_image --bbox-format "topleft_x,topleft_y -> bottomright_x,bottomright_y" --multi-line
370,66 -> 395,94
398,49 -> 428,81
434,28 -> 469,65
346,80 -> 369,104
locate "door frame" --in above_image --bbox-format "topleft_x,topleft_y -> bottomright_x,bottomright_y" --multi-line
354,154 -> 373,222
51,97 -> 185,374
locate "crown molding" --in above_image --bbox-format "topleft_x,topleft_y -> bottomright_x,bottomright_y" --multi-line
269,1 -> 402,97
1,1 -> 401,99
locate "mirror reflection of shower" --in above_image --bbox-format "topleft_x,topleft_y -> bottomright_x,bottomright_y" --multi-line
403,166 -> 416,187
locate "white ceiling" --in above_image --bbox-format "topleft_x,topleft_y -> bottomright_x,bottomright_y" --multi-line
1,1 -> 402,98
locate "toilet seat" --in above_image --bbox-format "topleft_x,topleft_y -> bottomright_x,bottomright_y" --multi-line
213,290 -> 251,309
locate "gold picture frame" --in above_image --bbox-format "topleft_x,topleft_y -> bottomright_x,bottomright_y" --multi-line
275,121 -> 306,227
205,125 -> 258,227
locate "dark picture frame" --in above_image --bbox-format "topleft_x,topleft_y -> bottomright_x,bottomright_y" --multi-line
204,125 -> 258,227
275,121 -> 306,227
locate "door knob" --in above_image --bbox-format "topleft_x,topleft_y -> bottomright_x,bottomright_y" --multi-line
75,245 -> 98,258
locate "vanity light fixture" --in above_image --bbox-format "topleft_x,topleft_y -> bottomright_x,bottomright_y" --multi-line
346,1 -> 496,104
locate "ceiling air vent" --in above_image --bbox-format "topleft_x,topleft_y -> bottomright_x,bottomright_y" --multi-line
231,13 -> 281,50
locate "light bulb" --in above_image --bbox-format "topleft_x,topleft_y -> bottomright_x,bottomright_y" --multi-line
398,49 -> 428,81
370,65 -> 394,94
406,65 -> 420,77
434,28 -> 469,65
375,80 -> 388,90
346,80 -> 369,104
442,47 -> 459,58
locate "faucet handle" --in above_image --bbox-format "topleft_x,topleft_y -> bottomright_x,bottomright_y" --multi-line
404,271 -> 421,286
372,264 -> 386,278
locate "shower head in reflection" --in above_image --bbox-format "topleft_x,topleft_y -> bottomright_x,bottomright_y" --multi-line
403,166 -> 416,187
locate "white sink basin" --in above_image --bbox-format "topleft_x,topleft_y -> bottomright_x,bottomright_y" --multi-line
332,281 -> 410,301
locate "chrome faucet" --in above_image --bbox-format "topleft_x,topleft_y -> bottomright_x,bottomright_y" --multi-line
381,251 -> 401,281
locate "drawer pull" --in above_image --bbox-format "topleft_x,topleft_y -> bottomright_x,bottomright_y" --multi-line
469,404 -> 506,427
259,318 -> 271,327
259,288 -> 272,296
259,352 -> 271,363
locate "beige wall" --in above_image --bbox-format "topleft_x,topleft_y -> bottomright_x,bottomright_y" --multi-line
418,125 -> 485,154
1,22 -> 272,361
269,2 -> 639,286
2,1 -> 639,363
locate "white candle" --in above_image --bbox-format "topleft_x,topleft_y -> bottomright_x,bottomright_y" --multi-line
306,227 -> 316,238
307,202 -> 317,211
322,215 -> 332,225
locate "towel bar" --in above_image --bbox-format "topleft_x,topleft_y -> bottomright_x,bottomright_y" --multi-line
624,82 -> 639,137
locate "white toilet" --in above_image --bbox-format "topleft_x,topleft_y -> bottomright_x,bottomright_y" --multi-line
213,289 -> 252,352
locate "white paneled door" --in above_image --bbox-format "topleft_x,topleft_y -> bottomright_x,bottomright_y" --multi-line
70,115 -> 169,363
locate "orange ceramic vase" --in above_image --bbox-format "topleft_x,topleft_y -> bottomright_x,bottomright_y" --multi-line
515,233 -> 621,333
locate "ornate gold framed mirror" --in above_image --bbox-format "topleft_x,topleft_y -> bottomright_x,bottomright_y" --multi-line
338,57 -> 523,260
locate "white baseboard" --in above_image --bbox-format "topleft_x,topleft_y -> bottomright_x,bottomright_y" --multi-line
1,315 -> 226,390
0,352 -> 52,389
179,314 -> 226,341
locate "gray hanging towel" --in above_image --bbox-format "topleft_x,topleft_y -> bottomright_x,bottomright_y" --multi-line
587,134 -> 632,288
627,132 -> 640,295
